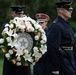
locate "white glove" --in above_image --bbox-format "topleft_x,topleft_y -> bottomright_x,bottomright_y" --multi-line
52,71 -> 59,75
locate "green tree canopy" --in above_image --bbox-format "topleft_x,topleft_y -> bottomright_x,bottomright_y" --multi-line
0,0 -> 76,32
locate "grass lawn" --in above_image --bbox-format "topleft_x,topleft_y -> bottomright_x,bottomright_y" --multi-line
0,58 -> 3,75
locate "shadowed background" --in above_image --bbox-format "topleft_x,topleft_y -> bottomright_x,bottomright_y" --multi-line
0,0 -> 76,75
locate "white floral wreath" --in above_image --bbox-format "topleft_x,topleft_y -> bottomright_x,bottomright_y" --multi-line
0,15 -> 47,66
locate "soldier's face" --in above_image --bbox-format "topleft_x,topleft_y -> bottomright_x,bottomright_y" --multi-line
11,11 -> 17,18
61,8 -> 72,20
39,21 -> 48,30
11,11 -> 23,18
61,5 -> 73,19
63,8 -> 73,18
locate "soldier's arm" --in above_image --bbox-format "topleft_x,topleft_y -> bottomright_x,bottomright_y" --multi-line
47,23 -> 61,75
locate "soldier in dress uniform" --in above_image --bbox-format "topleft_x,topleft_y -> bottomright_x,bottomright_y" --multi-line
35,13 -> 50,30
33,13 -> 50,75
43,1 -> 76,75
10,5 -> 25,18
0,5 -> 31,75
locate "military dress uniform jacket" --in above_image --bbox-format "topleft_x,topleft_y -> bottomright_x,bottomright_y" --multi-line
44,16 -> 76,75
0,23 -> 31,75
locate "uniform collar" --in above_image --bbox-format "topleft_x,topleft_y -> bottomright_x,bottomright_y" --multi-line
57,16 -> 66,22
57,16 -> 70,26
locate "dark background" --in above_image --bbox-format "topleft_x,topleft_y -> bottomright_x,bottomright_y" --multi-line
0,0 -> 76,56
0,0 -> 76,30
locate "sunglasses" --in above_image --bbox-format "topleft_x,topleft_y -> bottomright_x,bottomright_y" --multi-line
65,8 -> 73,12
63,5 -> 73,11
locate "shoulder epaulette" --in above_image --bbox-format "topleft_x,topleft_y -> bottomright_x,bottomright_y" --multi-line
53,19 -> 58,23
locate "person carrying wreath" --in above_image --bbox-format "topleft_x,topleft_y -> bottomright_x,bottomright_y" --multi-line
0,5 -> 31,75
33,13 -> 50,75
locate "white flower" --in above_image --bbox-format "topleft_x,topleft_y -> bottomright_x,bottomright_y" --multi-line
16,62 -> 21,66
5,53 -> 10,58
9,49 -> 13,55
39,28 -> 44,33
16,56 -> 21,61
26,21 -> 32,27
40,40 -> 45,44
8,40 -> 17,48
5,24 -> 9,27
14,17 -> 19,20
33,51 -> 42,58
24,49 -> 29,54
18,25 -> 26,32
0,38 -> 4,44
23,54 -> 33,62
3,27 -> 8,32
13,17 -> 23,27
27,17 -> 36,24
9,24 -> 14,29
22,16 -> 28,21
6,37 -> 12,42
16,49 -> 23,57
34,23 -> 41,29
41,34 -> 47,42
29,27 -> 34,32
34,36 -> 39,40
33,47 -> 38,52
5,29 -> 13,36
40,45 -> 47,54
25,21 -> 34,32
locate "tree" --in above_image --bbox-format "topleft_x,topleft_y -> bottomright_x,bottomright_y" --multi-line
0,0 -> 76,31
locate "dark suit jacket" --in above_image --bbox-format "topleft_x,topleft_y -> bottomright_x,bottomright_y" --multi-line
43,16 -> 75,75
